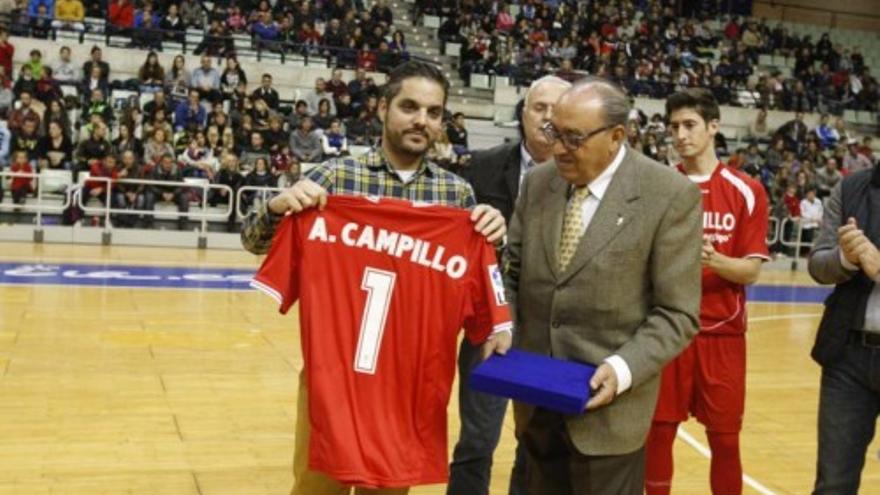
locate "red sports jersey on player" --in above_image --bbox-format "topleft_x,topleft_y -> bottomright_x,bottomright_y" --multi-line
251,195 -> 512,488
677,163 -> 770,333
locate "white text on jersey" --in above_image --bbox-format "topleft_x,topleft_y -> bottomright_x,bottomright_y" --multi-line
307,218 -> 469,279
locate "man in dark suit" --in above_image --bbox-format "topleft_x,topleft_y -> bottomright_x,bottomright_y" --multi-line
808,164 -> 880,494
448,75 -> 571,495
505,78 -> 702,494
252,73 -> 280,110
776,111 -> 808,153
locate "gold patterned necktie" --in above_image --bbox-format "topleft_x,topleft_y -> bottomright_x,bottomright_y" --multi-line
558,186 -> 591,272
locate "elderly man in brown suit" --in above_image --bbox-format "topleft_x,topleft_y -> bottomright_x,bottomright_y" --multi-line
503,78 -> 703,494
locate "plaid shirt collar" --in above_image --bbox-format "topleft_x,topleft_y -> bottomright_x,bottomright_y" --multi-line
359,148 -> 439,181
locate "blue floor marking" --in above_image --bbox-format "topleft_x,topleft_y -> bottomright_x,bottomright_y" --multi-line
0,261 -> 834,303
0,262 -> 253,290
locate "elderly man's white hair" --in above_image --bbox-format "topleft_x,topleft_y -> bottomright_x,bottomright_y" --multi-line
524,75 -> 572,107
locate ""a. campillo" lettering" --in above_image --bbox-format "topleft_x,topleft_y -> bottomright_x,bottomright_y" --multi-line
307,218 -> 468,279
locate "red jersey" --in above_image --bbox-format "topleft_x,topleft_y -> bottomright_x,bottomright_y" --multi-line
252,195 -> 512,487
677,163 -> 769,334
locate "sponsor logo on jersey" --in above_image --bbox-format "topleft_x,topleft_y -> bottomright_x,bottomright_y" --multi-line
488,263 -> 506,306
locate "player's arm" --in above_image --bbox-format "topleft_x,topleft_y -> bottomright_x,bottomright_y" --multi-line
702,243 -> 764,285
703,179 -> 769,286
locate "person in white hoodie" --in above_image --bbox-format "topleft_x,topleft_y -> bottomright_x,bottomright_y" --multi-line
799,187 -> 824,252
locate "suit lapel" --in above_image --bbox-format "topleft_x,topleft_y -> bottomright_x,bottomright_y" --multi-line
542,172 -> 568,279
558,155 -> 641,285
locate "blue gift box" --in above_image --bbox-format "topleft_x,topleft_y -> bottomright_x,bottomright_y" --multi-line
469,349 -> 597,415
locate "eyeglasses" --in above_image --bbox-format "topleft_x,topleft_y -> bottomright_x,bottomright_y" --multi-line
542,122 -> 616,151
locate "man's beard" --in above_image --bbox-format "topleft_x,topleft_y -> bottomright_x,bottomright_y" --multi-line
387,127 -> 432,158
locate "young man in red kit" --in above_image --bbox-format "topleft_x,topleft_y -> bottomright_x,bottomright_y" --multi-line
645,89 -> 770,495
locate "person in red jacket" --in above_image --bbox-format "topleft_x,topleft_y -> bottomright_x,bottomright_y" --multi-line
781,183 -> 802,256
782,183 -> 801,218
108,0 -> 134,30
85,153 -> 120,206
9,150 -> 34,204
0,27 -> 14,83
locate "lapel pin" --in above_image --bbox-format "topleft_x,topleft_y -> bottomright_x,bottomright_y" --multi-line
617,216 -> 624,226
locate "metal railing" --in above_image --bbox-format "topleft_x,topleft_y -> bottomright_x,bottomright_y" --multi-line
235,185 -> 282,220
0,170 -> 73,223
71,177 -> 234,234
778,216 -> 809,270
766,216 -> 780,246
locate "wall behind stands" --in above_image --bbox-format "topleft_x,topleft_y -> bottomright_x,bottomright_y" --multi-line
753,1 -> 880,32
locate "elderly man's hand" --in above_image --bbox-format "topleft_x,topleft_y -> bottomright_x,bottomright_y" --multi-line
481,331 -> 512,360
471,204 -> 506,245
585,363 -> 618,411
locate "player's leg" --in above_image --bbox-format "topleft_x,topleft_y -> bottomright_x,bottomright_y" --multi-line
693,334 -> 747,495
645,421 -> 679,495
645,344 -> 696,495
291,371 -> 349,495
448,338 -> 509,495
813,342 -> 880,495
706,430 -> 742,495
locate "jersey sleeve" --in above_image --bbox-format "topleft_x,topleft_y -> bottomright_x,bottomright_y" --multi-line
736,179 -> 771,260
462,239 -> 514,344
250,216 -> 301,314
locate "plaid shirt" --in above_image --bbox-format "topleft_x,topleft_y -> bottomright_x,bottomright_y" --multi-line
240,150 -> 477,254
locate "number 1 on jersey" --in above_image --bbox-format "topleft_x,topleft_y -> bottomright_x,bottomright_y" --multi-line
355,267 -> 397,374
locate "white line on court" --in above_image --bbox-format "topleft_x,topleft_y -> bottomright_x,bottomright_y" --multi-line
749,313 -> 821,322
677,427 -> 778,495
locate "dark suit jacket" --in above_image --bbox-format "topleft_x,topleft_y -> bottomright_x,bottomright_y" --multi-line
808,168 -> 879,365
504,147 -> 702,456
461,141 -> 522,224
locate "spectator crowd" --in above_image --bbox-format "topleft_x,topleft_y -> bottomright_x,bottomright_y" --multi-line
0,0 -> 875,243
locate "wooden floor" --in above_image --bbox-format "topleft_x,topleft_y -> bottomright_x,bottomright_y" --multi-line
0,242 -> 877,494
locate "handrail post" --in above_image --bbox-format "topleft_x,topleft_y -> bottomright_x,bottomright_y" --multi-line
102,178 -> 112,245
791,220 -> 804,272
34,171 -> 44,242
198,182 -> 208,249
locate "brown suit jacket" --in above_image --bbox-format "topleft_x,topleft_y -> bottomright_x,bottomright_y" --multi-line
504,147 -> 702,456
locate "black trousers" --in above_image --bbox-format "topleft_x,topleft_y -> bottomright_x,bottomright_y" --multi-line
521,408 -> 645,495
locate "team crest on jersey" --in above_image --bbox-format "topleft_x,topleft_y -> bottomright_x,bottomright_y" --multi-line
488,264 -> 506,306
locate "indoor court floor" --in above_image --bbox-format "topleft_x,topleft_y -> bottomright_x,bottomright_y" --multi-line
0,242 -> 877,494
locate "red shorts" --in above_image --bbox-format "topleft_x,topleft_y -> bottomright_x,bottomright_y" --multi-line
652,333 -> 746,433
